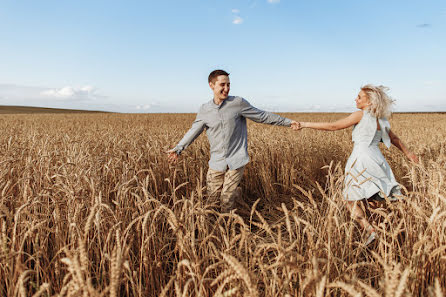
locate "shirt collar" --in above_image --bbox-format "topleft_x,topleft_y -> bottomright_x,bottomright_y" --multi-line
209,96 -> 231,109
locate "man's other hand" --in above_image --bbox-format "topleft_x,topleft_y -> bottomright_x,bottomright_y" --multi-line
166,149 -> 179,164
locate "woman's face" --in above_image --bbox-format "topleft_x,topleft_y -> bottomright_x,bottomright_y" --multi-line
355,90 -> 370,110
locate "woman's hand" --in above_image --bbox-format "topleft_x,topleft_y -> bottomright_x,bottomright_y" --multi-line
407,152 -> 419,164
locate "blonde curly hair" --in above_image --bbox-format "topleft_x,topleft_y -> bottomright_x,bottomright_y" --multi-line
361,84 -> 395,119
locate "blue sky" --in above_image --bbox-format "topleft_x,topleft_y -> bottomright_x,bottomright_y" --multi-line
0,0 -> 445,112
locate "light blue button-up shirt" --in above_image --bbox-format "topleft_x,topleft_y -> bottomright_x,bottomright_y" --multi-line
173,96 -> 292,171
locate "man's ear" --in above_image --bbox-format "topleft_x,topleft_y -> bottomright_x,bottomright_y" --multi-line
209,82 -> 214,90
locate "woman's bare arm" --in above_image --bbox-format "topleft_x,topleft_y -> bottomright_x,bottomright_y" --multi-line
388,129 -> 419,163
299,111 -> 363,131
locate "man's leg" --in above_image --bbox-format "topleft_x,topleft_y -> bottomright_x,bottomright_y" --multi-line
206,168 -> 225,205
220,166 -> 245,212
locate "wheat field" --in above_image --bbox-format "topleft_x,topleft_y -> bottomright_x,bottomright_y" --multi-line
0,112 -> 445,297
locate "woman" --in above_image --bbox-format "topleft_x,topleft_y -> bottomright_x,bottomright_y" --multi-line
295,85 -> 418,245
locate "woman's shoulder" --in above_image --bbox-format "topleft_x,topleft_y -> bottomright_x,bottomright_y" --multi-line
350,110 -> 364,123
347,110 -> 364,131
353,110 -> 364,117
353,110 -> 376,129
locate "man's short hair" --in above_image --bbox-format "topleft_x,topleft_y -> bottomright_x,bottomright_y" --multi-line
208,69 -> 230,84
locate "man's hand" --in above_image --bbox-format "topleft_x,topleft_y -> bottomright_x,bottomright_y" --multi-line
166,149 -> 179,164
290,121 -> 301,130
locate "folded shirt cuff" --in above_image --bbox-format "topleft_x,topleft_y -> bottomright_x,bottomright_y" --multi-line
173,146 -> 183,155
284,118 -> 292,126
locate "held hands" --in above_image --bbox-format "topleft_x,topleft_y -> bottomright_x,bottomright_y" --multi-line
166,149 -> 179,164
290,121 -> 302,130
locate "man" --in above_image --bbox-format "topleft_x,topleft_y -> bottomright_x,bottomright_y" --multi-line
167,70 -> 298,212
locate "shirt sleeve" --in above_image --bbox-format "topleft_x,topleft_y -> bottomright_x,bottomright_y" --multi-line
173,112 -> 206,154
239,98 -> 292,126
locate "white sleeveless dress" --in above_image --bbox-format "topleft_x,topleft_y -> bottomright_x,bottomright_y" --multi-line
343,110 -> 401,201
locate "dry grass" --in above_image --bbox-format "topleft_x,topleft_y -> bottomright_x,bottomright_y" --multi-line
0,112 -> 445,296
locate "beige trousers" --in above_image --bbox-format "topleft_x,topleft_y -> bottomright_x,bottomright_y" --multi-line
206,166 -> 245,212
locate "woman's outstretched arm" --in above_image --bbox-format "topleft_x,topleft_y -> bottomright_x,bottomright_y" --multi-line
388,129 -> 419,163
299,111 -> 363,131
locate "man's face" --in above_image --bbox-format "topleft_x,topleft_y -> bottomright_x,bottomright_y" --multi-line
209,75 -> 230,102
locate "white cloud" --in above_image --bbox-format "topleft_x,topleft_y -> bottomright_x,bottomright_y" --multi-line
231,8 -> 244,25
134,101 -> 164,112
232,16 -> 243,25
267,0 -> 280,3
0,83 -> 185,113
416,23 -> 431,28
136,104 -> 152,110
257,103 -> 281,112
248,1 -> 258,9
422,80 -> 444,86
0,83 -> 107,111
41,85 -> 100,101
0,83 -> 203,113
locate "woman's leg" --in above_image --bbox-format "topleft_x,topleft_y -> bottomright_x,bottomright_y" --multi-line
346,200 -> 373,231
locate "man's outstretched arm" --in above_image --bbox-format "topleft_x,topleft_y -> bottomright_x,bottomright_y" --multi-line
167,116 -> 206,163
239,98 -> 298,127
